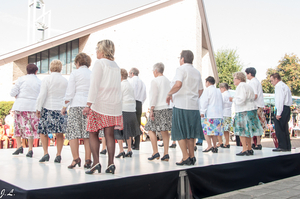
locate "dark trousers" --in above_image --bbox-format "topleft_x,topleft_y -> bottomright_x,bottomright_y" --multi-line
274,106 -> 291,150
133,100 -> 142,148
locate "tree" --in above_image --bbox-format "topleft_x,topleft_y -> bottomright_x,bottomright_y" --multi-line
261,54 -> 300,96
215,49 -> 243,90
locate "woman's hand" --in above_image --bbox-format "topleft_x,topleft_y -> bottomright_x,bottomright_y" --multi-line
83,107 -> 90,116
61,107 -> 67,115
201,114 -> 204,118
150,109 -> 155,121
166,94 -> 173,105
229,97 -> 233,102
36,111 -> 41,118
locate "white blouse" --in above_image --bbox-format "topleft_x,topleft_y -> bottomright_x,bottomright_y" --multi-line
172,64 -> 203,110
233,82 -> 256,113
121,80 -> 136,112
36,72 -> 68,111
222,90 -> 232,117
275,81 -> 292,116
200,85 -> 223,118
10,74 -> 41,112
64,66 -> 91,107
248,77 -> 265,108
128,76 -> 147,104
87,58 -> 122,116
149,75 -> 171,110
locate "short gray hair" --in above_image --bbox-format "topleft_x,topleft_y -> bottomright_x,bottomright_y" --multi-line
233,72 -> 246,82
153,62 -> 164,74
130,68 -> 139,76
219,83 -> 229,90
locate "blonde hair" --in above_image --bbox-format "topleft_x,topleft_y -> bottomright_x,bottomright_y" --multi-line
233,72 -> 246,82
120,68 -> 128,80
96,40 -> 115,61
50,60 -> 62,72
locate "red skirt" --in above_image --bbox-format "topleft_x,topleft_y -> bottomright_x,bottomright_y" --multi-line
86,109 -> 123,132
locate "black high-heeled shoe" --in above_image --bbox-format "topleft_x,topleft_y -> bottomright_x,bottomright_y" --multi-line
221,144 -> 230,148
84,159 -> 92,169
194,146 -> 197,151
190,157 -> 196,165
203,147 -> 214,152
253,144 -> 262,150
248,149 -> 254,155
105,164 -> 116,174
100,149 -> 107,155
236,151 -> 250,156
85,163 -> 101,174
26,150 -> 33,158
68,158 -> 81,169
39,154 -> 50,162
169,143 -> 177,148
148,152 -> 160,160
161,154 -> 170,161
115,151 -> 125,158
125,151 -> 133,157
54,155 -> 61,163
12,146 -> 23,155
212,147 -> 218,153
176,157 -> 191,166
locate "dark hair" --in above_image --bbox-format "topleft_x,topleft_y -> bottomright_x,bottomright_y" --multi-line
205,76 -> 215,85
245,67 -> 256,77
74,53 -> 92,68
270,73 -> 281,81
26,64 -> 38,74
180,50 -> 194,64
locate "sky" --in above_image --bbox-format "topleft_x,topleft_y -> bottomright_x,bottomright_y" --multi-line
1,0 -> 300,81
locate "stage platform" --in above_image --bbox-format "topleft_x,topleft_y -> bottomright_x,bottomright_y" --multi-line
1,142 -> 300,199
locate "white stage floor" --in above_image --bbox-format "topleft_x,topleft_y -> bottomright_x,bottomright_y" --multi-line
1,142 -> 299,190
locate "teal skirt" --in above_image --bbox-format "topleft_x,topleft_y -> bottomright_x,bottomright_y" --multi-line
234,110 -> 263,137
171,107 -> 204,141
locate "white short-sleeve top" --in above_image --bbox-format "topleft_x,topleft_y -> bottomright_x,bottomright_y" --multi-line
248,77 -> 265,108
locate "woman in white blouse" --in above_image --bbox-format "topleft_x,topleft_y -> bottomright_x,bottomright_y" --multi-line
10,64 -> 41,157
36,60 -> 68,163
229,72 -> 263,156
114,69 -> 141,158
61,53 -> 92,169
200,76 -> 223,153
145,63 -> 172,161
83,40 -> 122,175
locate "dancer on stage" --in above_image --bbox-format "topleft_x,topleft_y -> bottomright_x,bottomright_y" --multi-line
10,64 -> 41,157
200,76 -> 223,153
219,83 -> 232,148
83,40 -> 123,174
62,53 -> 92,169
166,50 -> 204,166
145,62 -> 172,161
270,73 -> 292,152
114,69 -> 140,158
230,72 -> 263,156
36,60 -> 68,163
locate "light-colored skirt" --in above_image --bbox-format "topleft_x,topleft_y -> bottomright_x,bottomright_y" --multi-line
201,118 -> 223,136
234,110 -> 263,137
14,111 -> 39,139
65,107 -> 89,140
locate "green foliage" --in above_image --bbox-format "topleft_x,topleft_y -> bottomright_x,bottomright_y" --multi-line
261,68 -> 276,93
215,49 -> 243,89
0,101 -> 14,121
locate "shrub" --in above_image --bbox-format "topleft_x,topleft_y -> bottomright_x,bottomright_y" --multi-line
0,101 -> 14,121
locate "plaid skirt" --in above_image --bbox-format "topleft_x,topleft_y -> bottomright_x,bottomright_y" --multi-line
87,109 -> 123,132
14,111 -> 39,139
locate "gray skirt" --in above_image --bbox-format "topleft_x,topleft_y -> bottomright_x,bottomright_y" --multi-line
144,108 -> 172,132
114,111 -> 141,140
65,107 -> 89,140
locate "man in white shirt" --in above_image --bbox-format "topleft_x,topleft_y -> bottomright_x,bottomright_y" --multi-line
128,68 -> 146,150
270,73 -> 292,152
245,67 -> 266,150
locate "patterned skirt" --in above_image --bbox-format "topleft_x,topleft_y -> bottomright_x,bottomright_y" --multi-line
223,116 -> 232,132
86,109 -> 123,133
201,118 -> 223,136
37,108 -> 67,135
257,107 -> 267,130
114,111 -> 141,140
145,109 -> 172,132
65,107 -> 89,140
14,111 -> 39,139
234,110 -> 264,137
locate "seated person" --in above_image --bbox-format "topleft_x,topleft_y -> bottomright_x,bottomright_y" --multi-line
0,119 -> 9,148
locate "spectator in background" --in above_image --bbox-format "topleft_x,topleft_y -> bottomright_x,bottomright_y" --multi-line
0,119 -> 9,148
5,110 -> 14,136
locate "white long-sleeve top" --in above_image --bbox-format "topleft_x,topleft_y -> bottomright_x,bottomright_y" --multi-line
248,77 -> 265,108
10,74 -> 41,112
64,66 -> 91,107
232,82 -> 256,113
36,72 -> 68,111
149,75 -> 171,110
87,58 -> 122,116
172,64 -> 203,110
200,85 -> 223,118
121,79 -> 136,112
275,81 -> 292,116
222,90 -> 232,117
128,76 -> 147,104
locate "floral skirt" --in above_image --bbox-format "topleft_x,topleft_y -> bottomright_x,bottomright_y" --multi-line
145,109 -> 172,132
37,108 -> 67,135
14,111 -> 39,139
201,118 -> 223,136
223,117 -> 232,132
86,109 -> 123,133
65,107 -> 89,140
234,110 -> 263,137
257,107 -> 267,130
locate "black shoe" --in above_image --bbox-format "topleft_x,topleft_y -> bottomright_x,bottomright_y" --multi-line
252,144 -> 255,149
236,151 -> 250,156
196,143 -> 202,146
221,144 -> 230,148
123,146 -> 128,149
161,154 -> 170,161
219,144 -> 224,148
100,149 -> 107,155
39,154 -> 50,162
253,144 -> 262,150
176,157 -> 191,166
272,148 -> 287,152
125,151 -> 133,158
68,158 -> 81,169
248,149 -> 254,155
85,163 -> 101,174
194,146 -> 197,151
84,159 -> 92,169
203,147 -> 214,152
132,147 -> 139,150
115,151 -> 125,158
190,157 -> 196,165
212,147 -> 218,153
26,150 -> 33,158
158,143 -> 164,147
12,147 -> 23,155
148,152 -> 160,160
105,164 -> 116,174
54,155 -> 61,163
169,144 -> 177,148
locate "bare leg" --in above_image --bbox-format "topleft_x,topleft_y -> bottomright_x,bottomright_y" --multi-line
89,131 -> 100,166
240,136 -> 247,152
104,126 -> 115,166
204,134 -> 212,150
161,131 -> 169,155
83,138 -> 91,161
118,140 -> 124,153
178,139 -> 189,161
16,136 -> 22,148
126,138 -> 132,152
40,134 -> 49,155
149,131 -> 158,155
212,136 -> 217,147
257,136 -> 261,145
217,136 -> 223,146
246,137 -> 252,150
28,138 -> 33,151
69,139 -> 79,160
56,133 -> 64,156
187,138 -> 195,158
224,131 -> 230,145
22,138 -> 27,148
101,137 -> 106,151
